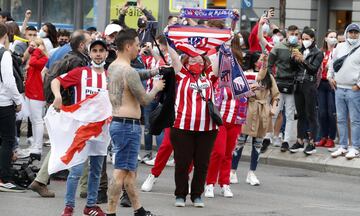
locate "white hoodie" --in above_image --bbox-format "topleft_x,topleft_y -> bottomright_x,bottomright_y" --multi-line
328,23 -> 360,89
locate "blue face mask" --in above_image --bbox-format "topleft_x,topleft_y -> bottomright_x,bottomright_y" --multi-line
288,35 -> 298,45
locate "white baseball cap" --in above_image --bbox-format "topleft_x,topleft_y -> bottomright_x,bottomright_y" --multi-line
104,24 -> 122,36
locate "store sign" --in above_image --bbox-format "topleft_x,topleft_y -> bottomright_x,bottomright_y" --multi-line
110,0 -> 159,29
241,0 -> 253,9
169,0 -> 207,13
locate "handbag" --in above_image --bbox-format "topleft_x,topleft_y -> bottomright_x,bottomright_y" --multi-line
333,45 -> 360,72
276,79 -> 296,94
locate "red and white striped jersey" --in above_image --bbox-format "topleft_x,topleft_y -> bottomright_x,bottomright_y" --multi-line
216,86 -> 247,125
57,67 -> 108,103
173,66 -> 218,131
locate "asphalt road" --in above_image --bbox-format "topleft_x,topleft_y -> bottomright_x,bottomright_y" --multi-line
1,152 -> 360,216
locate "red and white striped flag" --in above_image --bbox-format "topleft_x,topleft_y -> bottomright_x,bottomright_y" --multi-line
45,92 -> 112,174
167,25 -> 232,57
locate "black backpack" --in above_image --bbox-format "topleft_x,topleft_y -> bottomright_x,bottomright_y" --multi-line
0,47 -> 24,93
43,53 -> 87,105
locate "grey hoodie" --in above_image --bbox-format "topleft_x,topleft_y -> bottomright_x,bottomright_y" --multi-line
328,23 -> 360,89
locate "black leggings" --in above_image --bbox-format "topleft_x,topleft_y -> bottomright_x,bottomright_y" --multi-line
294,81 -> 318,141
170,128 -> 218,201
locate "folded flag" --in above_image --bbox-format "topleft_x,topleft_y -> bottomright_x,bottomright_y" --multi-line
167,25 -> 231,57
45,92 -> 112,174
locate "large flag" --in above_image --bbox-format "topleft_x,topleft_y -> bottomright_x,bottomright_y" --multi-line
167,25 -> 232,57
45,92 -> 112,174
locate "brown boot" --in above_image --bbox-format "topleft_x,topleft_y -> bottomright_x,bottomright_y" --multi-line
29,181 -> 55,198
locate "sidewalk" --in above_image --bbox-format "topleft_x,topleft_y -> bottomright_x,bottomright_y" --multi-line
241,145 -> 360,177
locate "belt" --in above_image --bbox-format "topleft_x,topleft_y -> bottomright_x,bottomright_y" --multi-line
112,117 -> 141,125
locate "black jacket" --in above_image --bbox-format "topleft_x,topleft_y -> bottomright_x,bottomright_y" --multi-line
293,44 -> 324,83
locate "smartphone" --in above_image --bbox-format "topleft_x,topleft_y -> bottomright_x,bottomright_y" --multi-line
126,1 -> 137,6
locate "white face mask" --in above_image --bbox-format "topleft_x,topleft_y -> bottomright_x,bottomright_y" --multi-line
39,29 -> 46,38
91,60 -> 106,68
262,24 -> 270,34
302,39 -> 313,49
326,37 -> 338,46
272,35 -> 281,44
347,38 -> 359,45
152,47 -> 160,56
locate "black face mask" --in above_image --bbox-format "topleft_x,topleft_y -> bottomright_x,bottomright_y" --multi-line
59,41 -> 67,47
137,18 -> 147,29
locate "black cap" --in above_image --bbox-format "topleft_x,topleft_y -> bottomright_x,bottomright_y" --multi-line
89,40 -> 107,51
0,11 -> 13,21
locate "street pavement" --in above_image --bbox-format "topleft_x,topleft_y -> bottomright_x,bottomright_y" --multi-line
1,148 -> 360,216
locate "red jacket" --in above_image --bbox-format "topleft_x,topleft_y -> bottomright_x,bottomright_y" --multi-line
25,48 -> 48,101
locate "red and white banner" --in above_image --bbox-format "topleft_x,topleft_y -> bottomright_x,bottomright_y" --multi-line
167,25 -> 232,57
45,92 -> 112,174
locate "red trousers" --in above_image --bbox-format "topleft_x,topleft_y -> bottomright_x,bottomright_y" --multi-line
151,128 -> 173,177
206,122 -> 242,186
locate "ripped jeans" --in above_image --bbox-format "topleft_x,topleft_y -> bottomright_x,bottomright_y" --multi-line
231,134 -> 262,171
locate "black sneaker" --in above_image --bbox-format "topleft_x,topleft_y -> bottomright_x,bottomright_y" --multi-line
304,144 -> 316,155
0,182 -> 26,193
97,189 -> 108,204
260,139 -> 271,153
280,142 -> 289,152
120,190 -> 132,207
289,142 -> 304,153
144,211 -> 156,216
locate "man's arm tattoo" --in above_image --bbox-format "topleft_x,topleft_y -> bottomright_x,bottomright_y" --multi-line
137,68 -> 159,81
125,69 -> 158,106
108,64 -> 125,107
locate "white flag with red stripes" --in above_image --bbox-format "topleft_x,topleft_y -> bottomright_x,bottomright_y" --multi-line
45,92 -> 112,174
167,25 -> 232,57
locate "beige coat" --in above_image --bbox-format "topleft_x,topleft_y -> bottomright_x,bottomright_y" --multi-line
242,69 -> 280,138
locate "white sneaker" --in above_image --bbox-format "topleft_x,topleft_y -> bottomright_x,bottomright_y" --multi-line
16,149 -> 30,159
137,154 -> 142,161
229,171 -> 238,184
204,184 -> 214,198
221,185 -> 233,198
141,174 -> 157,192
331,147 -> 348,158
166,158 -> 175,167
273,136 -> 281,147
246,171 -> 260,186
144,157 -> 156,166
345,148 -> 360,160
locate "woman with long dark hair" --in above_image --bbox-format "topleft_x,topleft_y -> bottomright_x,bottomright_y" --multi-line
316,30 -> 337,148
39,22 -> 58,52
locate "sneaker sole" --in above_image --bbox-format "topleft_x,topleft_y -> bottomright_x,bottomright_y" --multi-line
289,148 -> 304,153
246,180 -> 260,186
175,203 -> 185,207
193,203 -> 205,208
0,187 -> 26,193
304,150 -> 317,155
345,155 -> 360,160
204,194 -> 214,198
221,193 -> 233,198
280,148 -> 288,152
230,180 -> 238,184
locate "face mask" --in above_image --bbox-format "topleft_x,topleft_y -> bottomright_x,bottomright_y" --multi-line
239,38 -> 244,46
262,24 -> 270,34
326,37 -> 337,46
39,29 -> 47,38
288,35 -> 298,45
302,39 -> 313,49
188,62 -> 204,74
347,38 -> 359,45
272,35 -> 280,44
59,41 -> 67,47
137,18 -> 147,29
91,60 -> 106,68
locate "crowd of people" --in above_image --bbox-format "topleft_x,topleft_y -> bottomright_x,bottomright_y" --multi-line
0,1 -> 359,216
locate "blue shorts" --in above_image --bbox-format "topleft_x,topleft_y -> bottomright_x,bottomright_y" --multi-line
110,118 -> 141,171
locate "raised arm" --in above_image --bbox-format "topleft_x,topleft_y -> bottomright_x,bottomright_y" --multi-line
167,45 -> 182,73
20,10 -> 31,35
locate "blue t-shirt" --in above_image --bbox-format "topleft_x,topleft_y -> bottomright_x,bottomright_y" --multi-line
45,43 -> 72,69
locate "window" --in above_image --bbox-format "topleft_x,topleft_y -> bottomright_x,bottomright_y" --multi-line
43,0 -> 74,25
11,0 -> 39,24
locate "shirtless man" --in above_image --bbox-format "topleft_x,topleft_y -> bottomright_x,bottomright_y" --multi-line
106,29 -> 164,216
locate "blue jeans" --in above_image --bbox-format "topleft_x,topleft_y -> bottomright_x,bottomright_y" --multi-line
144,100 -> 164,151
65,155 -> 104,208
110,119 -> 141,171
318,80 -> 337,140
335,88 -> 360,149
231,135 -> 261,171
